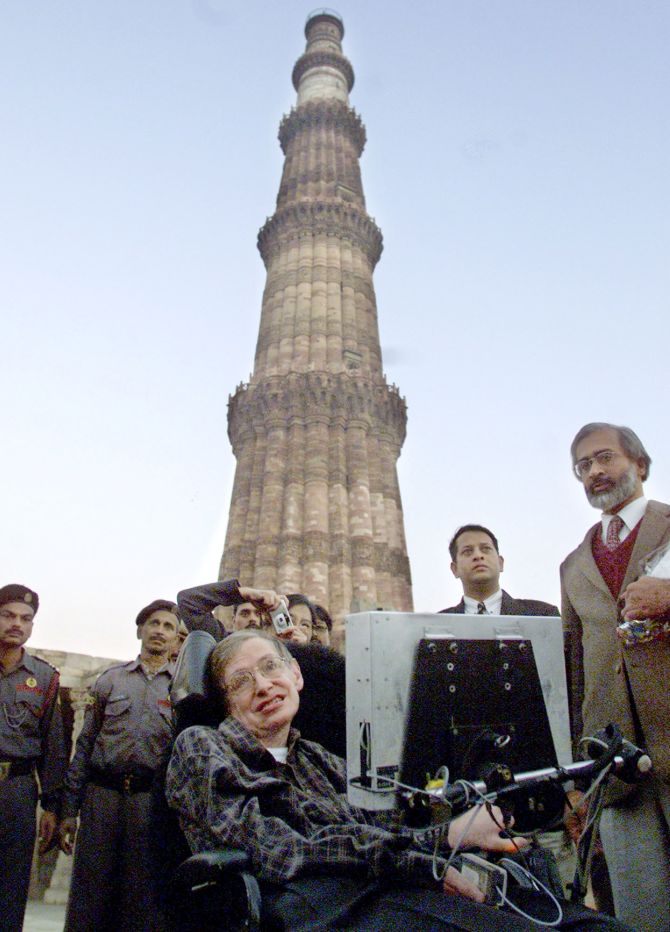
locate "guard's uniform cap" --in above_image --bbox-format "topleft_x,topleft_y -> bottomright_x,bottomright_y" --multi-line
0,584 -> 39,614
135,599 -> 179,627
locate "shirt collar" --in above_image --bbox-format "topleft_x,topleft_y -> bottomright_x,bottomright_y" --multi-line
463,589 -> 503,615
131,655 -> 173,677
21,651 -> 41,674
2,648 -> 36,676
219,716 -> 301,761
602,495 -> 647,534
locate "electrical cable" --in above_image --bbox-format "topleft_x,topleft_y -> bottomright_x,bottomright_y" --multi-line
496,860 -> 564,927
348,733 -> 628,917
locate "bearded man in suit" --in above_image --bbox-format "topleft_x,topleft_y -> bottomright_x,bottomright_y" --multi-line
440,524 -> 559,616
561,422 -> 670,932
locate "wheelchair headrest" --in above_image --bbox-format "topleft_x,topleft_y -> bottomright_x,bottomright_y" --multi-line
170,630 -> 224,732
171,630 -> 217,705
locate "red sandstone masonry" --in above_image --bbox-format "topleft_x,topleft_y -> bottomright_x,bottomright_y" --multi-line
219,13 -> 413,645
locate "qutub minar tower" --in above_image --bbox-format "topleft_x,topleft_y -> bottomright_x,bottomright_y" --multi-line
219,10 -> 413,642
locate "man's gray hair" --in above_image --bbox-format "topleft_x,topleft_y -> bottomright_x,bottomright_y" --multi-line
210,630 -> 291,708
570,422 -> 652,481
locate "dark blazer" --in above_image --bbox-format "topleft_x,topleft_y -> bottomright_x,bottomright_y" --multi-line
561,499 -> 670,792
439,590 -> 559,617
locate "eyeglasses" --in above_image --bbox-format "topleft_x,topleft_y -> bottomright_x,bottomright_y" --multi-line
225,655 -> 289,696
573,449 -> 620,479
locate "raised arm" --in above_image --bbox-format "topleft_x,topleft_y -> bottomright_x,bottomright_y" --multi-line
177,580 -> 286,639
177,579 -> 243,638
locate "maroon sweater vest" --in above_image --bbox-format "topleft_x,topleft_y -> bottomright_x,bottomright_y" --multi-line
591,520 -> 642,599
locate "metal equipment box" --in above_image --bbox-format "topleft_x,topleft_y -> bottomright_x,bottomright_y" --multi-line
345,612 -> 572,810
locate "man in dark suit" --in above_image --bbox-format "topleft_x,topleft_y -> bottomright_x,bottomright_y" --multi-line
561,422 -> 670,932
438,526 -> 574,891
439,524 -> 559,616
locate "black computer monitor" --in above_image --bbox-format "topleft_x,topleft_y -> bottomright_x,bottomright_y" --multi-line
398,635 -> 562,830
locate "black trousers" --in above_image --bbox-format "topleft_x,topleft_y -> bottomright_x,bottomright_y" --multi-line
65,783 -> 167,932
0,774 -> 37,932
261,876 -> 634,932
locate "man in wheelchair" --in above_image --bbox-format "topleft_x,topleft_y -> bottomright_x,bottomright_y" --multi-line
166,630 -> 630,930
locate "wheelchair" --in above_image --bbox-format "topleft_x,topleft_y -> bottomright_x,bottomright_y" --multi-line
161,632 -> 628,932
165,630 -> 347,931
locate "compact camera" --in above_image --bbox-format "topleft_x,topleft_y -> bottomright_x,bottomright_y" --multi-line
270,605 -> 294,635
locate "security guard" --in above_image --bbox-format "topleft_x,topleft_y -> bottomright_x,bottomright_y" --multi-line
59,599 -> 179,932
0,583 -> 66,932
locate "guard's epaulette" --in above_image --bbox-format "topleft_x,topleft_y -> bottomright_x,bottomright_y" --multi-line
32,654 -> 61,677
98,659 -> 133,674
94,659 -> 134,683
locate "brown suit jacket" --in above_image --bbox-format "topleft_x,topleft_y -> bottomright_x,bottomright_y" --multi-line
560,499 -> 670,793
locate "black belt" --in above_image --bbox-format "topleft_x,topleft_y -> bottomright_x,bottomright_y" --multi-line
90,767 -> 156,795
0,759 -> 35,781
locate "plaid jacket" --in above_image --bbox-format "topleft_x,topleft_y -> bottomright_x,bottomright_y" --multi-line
166,717 -> 445,885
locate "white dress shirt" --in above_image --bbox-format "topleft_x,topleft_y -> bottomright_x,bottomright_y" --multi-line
601,496 -> 647,544
463,589 -> 503,615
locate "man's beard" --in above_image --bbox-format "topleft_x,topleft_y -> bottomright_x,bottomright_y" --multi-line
586,465 -> 638,512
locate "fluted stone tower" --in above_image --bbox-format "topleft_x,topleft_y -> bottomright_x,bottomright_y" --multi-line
220,11 -> 413,640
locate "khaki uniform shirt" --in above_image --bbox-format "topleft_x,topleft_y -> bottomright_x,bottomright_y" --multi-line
62,656 -> 173,817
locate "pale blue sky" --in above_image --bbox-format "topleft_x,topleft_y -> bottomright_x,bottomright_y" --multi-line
2,1 -> 668,658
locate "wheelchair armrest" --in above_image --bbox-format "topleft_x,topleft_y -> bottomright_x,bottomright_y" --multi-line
173,849 -> 262,931
174,848 -> 251,888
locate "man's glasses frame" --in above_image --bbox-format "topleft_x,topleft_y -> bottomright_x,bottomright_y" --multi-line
573,449 -> 622,479
225,654 -> 290,696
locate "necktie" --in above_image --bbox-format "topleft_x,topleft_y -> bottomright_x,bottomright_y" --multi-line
477,601 -> 487,615
605,515 -> 624,551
